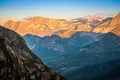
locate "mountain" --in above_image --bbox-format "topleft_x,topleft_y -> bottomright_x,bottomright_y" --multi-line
23,32 -> 102,61
3,14 -> 120,38
65,32 -> 120,80
93,13 -> 120,33
70,14 -> 106,27
56,14 -> 106,38
0,26 -> 66,80
4,16 -> 92,38
4,17 -> 69,37
24,31 -> 120,80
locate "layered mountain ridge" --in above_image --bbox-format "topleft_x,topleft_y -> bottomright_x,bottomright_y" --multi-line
4,16 -> 91,38
3,13 -> 120,38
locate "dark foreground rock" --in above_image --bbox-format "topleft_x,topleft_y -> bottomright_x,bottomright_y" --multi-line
0,26 -> 66,80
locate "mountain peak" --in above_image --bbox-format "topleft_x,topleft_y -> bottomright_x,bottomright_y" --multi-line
93,13 -> 120,33
85,14 -> 106,20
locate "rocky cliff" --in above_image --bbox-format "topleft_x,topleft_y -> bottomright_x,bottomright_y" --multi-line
0,26 -> 66,80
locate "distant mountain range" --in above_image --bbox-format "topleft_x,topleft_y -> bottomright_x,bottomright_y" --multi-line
2,14 -> 107,37
70,14 -> 106,27
3,13 -> 120,38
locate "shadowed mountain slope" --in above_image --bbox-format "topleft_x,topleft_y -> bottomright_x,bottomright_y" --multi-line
0,26 -> 66,80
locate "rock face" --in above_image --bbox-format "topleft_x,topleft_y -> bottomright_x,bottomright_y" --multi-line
93,13 -> 120,33
4,16 -> 92,38
0,26 -> 65,80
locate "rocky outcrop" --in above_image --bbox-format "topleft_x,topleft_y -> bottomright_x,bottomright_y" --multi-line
0,26 -> 66,80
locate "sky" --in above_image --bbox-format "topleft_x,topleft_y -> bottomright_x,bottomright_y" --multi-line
0,0 -> 120,23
